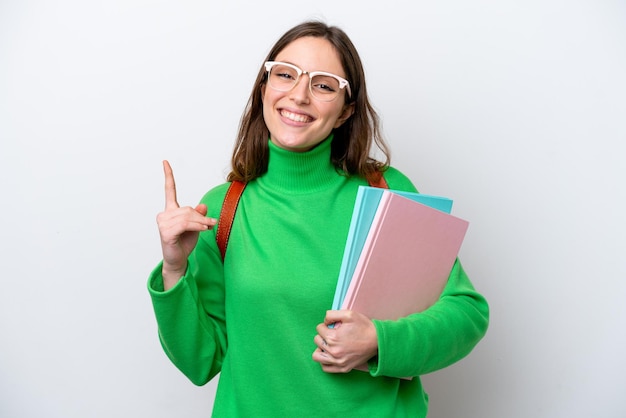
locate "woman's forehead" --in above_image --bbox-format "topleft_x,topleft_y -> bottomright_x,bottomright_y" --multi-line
275,37 -> 345,77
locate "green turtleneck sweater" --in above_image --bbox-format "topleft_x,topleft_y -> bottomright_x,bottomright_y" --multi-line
148,137 -> 489,417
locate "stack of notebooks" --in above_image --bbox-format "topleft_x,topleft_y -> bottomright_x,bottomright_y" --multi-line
332,186 -> 469,321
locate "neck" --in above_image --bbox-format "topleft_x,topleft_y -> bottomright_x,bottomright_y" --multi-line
258,135 -> 339,193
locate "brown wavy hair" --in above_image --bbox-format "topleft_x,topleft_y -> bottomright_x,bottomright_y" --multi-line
227,21 -> 390,183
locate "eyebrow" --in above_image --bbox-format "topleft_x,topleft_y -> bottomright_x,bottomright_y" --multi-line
273,59 -> 347,78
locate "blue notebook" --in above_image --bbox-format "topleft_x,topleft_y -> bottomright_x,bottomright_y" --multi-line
331,186 -> 453,310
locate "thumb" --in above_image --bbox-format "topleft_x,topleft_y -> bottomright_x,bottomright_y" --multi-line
324,310 -> 348,326
195,203 -> 208,216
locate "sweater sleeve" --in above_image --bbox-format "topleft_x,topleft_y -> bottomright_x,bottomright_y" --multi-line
147,186 -> 229,386
369,259 -> 489,378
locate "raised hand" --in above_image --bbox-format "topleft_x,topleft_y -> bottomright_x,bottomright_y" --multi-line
156,160 -> 217,290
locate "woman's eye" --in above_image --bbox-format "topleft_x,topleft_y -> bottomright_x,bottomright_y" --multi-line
311,75 -> 340,93
277,72 -> 295,80
315,83 -> 333,91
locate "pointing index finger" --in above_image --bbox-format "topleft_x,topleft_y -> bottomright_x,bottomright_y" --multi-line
163,160 -> 179,209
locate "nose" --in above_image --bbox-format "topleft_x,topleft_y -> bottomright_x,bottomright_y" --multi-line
289,73 -> 311,104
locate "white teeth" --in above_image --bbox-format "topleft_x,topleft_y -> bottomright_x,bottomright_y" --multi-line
281,110 -> 311,123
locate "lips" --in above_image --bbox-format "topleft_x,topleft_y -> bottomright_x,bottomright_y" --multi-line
280,109 -> 314,123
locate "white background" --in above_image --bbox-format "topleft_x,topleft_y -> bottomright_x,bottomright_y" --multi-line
1,1 -> 625,417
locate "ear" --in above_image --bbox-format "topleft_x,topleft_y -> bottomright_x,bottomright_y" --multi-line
333,102 -> 355,128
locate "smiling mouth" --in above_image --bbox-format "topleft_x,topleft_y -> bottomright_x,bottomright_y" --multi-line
280,109 -> 313,123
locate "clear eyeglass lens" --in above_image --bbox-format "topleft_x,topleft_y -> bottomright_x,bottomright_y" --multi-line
268,64 -> 341,101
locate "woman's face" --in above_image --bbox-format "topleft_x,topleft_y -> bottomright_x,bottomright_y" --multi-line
262,36 -> 354,153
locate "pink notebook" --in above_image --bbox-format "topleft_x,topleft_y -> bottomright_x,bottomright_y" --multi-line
341,190 -> 469,320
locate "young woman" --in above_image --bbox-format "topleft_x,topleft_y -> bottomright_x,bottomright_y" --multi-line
149,21 -> 489,417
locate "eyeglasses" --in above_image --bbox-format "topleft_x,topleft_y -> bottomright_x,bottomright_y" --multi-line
264,61 -> 352,102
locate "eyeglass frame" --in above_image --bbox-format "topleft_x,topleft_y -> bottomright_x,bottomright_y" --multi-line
264,61 -> 352,101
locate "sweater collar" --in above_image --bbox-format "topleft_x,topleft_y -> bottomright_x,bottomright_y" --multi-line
258,134 -> 339,193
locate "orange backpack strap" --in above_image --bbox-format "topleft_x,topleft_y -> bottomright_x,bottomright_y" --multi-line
216,180 -> 247,261
368,171 -> 389,189
215,173 -> 387,261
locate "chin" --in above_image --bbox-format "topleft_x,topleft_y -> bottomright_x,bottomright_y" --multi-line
272,136 -> 318,152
